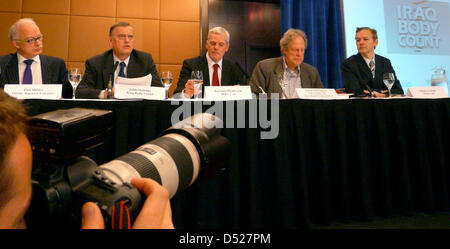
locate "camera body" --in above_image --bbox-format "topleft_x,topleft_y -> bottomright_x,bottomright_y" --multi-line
26,109 -> 230,229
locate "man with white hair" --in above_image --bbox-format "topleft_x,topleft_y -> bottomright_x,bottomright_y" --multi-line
174,26 -> 247,98
249,28 -> 323,98
0,18 -> 72,98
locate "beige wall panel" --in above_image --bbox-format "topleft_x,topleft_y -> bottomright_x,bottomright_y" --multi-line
66,61 -> 86,74
71,0 -> 116,17
22,0 -> 70,15
23,14 -> 69,60
117,18 -> 159,63
159,64 -> 182,97
161,0 -> 199,21
0,0 -> 21,12
0,0 -> 201,91
117,0 -> 159,19
68,16 -> 115,62
0,13 -> 21,55
160,21 -> 200,64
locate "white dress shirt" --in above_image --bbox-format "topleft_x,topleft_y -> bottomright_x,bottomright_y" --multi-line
17,53 -> 42,84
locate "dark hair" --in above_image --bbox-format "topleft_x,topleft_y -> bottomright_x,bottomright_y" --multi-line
109,22 -> 132,36
356,27 -> 378,41
0,90 -> 28,209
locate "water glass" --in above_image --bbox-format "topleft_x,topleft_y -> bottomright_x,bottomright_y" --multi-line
383,73 -> 395,98
191,70 -> 203,98
161,71 -> 173,98
68,68 -> 82,99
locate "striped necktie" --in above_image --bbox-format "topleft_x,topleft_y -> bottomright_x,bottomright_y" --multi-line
369,60 -> 375,78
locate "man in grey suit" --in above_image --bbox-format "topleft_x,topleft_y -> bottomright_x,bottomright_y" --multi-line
0,18 -> 72,98
76,22 -> 162,99
249,28 -> 323,98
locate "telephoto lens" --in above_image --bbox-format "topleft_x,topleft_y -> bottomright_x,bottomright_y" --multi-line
26,113 -> 230,229
99,112 -> 230,198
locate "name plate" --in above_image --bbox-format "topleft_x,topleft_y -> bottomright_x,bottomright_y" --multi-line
406,86 -> 448,98
114,85 -> 165,100
4,84 -> 62,99
204,85 -> 252,100
296,88 -> 349,99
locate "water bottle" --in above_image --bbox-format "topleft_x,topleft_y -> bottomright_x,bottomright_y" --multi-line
430,66 -> 448,96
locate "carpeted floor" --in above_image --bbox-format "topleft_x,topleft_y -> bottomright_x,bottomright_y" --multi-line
310,212 -> 450,229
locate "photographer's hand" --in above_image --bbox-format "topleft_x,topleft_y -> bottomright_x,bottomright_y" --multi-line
81,202 -> 104,229
81,178 -> 174,229
130,178 -> 174,229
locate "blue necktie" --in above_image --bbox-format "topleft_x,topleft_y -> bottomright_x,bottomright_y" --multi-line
118,62 -> 126,77
23,59 -> 34,84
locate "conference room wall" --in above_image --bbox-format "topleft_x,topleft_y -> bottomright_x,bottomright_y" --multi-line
0,0 -> 201,96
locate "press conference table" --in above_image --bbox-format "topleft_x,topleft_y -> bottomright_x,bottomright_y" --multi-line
23,97 -> 450,228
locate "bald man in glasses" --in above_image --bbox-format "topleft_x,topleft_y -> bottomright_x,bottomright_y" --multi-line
0,18 -> 73,98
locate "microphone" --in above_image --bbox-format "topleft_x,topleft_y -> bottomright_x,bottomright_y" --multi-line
349,79 -> 374,98
107,61 -> 120,99
235,62 -> 250,81
111,61 -> 120,85
363,79 -> 374,97
257,86 -> 266,94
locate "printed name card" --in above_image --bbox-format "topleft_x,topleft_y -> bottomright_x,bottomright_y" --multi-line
406,86 -> 448,98
296,88 -> 349,99
114,85 -> 166,100
204,86 -> 252,100
4,84 -> 62,99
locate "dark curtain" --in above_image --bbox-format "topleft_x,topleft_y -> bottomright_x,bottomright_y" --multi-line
281,0 -> 345,89
24,99 -> 450,228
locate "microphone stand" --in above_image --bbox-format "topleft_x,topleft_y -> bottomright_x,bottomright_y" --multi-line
107,61 -> 120,99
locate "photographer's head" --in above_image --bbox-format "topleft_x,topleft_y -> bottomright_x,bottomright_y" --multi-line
0,90 -> 32,229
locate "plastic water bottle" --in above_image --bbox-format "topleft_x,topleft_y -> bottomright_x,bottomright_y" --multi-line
430,66 -> 448,96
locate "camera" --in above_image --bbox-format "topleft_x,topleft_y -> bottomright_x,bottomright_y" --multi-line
25,109 -> 230,229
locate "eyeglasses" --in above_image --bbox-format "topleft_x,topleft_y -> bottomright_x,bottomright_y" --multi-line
15,34 -> 44,44
116,34 -> 134,41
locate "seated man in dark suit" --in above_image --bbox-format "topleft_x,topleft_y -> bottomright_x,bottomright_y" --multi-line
76,22 -> 162,99
341,27 -> 404,97
173,26 -> 247,98
249,28 -> 323,98
0,18 -> 72,98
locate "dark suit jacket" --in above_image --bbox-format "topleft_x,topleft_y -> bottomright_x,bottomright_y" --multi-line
341,53 -> 404,95
0,53 -> 73,98
174,55 -> 247,96
249,56 -> 323,98
76,49 -> 162,99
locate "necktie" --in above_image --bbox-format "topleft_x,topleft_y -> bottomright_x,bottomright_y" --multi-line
118,62 -> 126,77
212,64 -> 219,86
23,59 -> 34,84
369,60 -> 375,78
